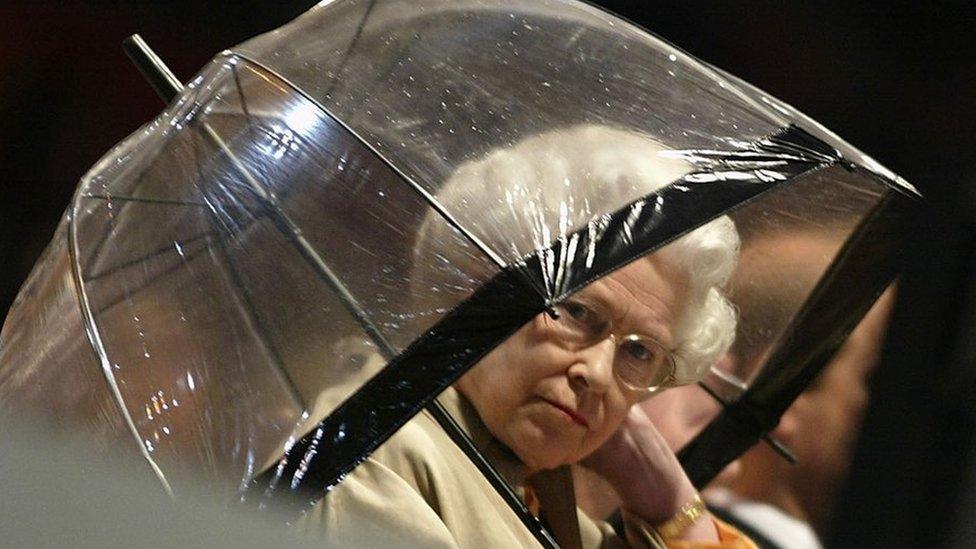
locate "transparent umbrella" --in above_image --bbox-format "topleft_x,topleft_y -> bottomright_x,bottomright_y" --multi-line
0,0 -> 917,546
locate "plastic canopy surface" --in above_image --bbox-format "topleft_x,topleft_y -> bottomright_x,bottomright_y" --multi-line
0,0 -> 914,527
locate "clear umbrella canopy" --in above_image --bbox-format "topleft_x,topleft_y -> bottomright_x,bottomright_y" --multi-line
0,0 -> 914,534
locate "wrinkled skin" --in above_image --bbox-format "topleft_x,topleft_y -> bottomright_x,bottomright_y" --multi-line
457,256 -> 718,538
456,256 -> 685,472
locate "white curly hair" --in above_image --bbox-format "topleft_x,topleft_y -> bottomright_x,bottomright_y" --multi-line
413,125 -> 739,384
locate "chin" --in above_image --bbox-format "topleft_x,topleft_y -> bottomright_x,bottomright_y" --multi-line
521,452 -> 565,472
499,413 -> 589,471
510,434 -> 580,472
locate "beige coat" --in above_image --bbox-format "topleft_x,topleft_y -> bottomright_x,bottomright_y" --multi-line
298,386 -> 752,548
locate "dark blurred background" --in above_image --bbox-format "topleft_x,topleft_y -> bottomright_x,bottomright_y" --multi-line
1,1 -> 972,317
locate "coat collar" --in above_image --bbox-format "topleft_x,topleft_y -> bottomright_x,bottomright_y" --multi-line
434,386 -> 528,492
435,386 -> 583,548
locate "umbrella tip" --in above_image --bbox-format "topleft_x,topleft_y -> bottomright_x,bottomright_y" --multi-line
122,33 -> 184,103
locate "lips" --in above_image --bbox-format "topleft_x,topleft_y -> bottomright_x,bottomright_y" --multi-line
541,398 -> 589,428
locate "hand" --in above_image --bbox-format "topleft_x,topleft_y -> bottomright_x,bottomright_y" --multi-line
582,406 -> 717,540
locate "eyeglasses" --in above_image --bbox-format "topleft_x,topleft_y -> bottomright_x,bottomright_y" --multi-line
544,297 -> 677,393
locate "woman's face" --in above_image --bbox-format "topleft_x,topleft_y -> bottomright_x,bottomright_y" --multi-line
456,257 -> 687,472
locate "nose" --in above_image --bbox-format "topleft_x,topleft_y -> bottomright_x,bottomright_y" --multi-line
567,338 -> 616,395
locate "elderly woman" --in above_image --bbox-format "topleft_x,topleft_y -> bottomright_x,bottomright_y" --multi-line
300,126 -> 751,548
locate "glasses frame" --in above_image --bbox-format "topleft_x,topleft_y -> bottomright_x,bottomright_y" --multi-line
544,299 -> 679,394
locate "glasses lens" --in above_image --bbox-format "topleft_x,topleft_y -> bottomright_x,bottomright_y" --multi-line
614,335 -> 674,390
548,299 -> 610,345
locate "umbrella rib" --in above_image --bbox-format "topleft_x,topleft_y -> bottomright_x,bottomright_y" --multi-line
224,63 -> 558,548
191,123 -> 308,414
320,0 -> 379,100
82,229 -> 214,282
66,196 -> 175,496
86,237 -> 212,316
80,193 -> 208,207
225,63 -> 393,353
207,225 -> 309,413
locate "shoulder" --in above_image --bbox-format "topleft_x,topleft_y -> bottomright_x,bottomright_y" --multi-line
313,409 -> 542,547
367,409 -> 459,499
300,447 -> 460,548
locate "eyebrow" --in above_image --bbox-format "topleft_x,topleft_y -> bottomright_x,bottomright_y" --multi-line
574,282 -> 674,346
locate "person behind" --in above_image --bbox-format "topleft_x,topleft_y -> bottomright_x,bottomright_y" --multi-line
707,228 -> 896,548
296,125 -> 755,547
563,191 -> 896,549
